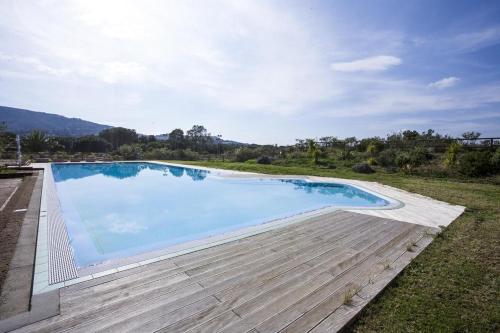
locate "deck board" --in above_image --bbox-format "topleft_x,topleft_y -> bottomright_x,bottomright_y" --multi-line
13,210 -> 433,333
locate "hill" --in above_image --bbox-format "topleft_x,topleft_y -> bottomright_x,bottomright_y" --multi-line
0,106 -> 111,137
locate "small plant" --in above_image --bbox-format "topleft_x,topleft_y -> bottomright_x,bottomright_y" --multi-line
425,228 -> 437,238
343,286 -> 361,305
406,241 -> 418,252
435,225 -> 446,239
382,259 -> 392,270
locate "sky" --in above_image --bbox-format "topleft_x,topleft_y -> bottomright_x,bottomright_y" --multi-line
1,0 -> 500,144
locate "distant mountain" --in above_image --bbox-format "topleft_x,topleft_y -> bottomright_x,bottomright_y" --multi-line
0,106 -> 111,137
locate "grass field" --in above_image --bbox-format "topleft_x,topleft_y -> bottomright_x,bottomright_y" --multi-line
168,160 -> 500,332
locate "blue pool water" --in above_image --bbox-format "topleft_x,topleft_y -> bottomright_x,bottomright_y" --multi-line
51,162 -> 390,268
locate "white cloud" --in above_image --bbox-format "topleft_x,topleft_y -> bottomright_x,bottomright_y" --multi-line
321,80 -> 500,118
453,26 -> 500,52
330,55 -> 401,72
428,76 -> 460,89
79,61 -> 147,84
0,0 -> 336,114
105,213 -> 147,234
0,52 -> 69,77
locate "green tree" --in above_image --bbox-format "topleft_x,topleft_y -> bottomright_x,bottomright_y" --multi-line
462,131 -> 481,140
99,127 -> 138,150
117,144 -> 143,160
167,129 -> 186,149
306,139 -> 320,164
23,130 -> 47,152
74,136 -> 112,153
186,125 -> 211,152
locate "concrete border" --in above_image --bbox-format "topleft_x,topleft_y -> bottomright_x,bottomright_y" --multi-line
0,290 -> 59,333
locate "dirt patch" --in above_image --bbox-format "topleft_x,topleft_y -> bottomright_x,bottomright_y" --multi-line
0,176 -> 36,292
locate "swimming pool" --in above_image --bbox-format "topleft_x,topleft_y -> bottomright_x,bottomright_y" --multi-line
51,162 -> 392,268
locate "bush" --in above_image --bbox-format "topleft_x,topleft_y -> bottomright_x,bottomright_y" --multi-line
117,144 -> 142,160
339,149 -> 354,160
256,156 -> 272,164
444,142 -> 461,167
377,149 -> 397,167
366,142 -> 383,156
142,148 -> 172,160
458,151 -> 493,177
491,148 -> 500,172
395,147 -> 433,173
235,147 -> 259,162
142,148 -> 200,161
352,163 -> 375,174
410,147 -> 433,164
395,152 -> 411,172
367,157 -> 377,166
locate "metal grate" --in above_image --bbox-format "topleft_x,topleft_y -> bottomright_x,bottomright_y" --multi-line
46,166 -> 78,284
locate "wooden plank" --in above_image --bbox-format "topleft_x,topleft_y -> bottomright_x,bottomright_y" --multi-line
80,216 -> 382,332
161,221 -> 402,333
63,211 -> 365,303
309,229 -> 432,332
214,223 -> 411,332
272,225 -> 424,333
31,214 -> 370,331
63,213 -> 372,311
65,216 -> 379,331
253,223 -> 420,333
14,212 -> 436,333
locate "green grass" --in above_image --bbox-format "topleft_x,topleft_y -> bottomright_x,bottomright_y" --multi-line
166,160 -> 500,332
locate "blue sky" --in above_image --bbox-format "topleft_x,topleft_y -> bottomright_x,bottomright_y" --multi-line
0,0 -> 499,144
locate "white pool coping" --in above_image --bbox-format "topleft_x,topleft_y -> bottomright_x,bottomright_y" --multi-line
30,161 -> 464,294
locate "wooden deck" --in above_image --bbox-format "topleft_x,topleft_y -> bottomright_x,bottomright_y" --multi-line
14,210 -> 434,333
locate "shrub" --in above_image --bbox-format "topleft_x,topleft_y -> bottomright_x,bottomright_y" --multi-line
458,151 -> 493,177
395,152 -> 412,172
317,160 -> 336,169
117,144 -> 142,160
491,148 -> 500,172
235,147 -> 259,162
395,147 -> 433,173
352,163 -> 375,174
444,142 -> 461,168
176,149 -> 200,160
367,157 -> 377,166
366,142 -> 382,156
377,149 -> 397,167
256,156 -> 272,164
143,148 -> 172,160
339,149 -> 354,160
142,148 -> 200,161
409,147 -> 433,164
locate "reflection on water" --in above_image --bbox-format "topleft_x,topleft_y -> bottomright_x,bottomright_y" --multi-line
279,179 -> 379,202
53,162 -> 209,182
185,168 -> 208,181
